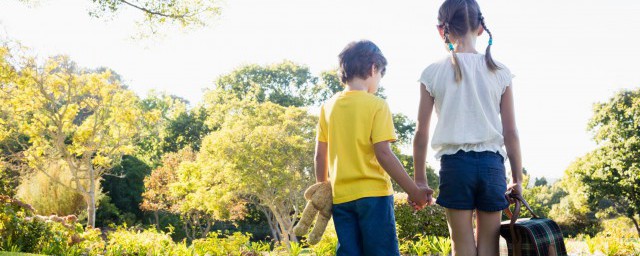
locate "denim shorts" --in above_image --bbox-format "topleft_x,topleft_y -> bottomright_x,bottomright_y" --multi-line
436,150 -> 510,212
332,195 -> 400,256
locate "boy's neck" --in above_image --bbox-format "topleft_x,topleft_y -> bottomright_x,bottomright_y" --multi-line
345,79 -> 369,92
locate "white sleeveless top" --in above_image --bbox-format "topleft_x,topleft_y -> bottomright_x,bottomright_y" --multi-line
419,53 -> 514,161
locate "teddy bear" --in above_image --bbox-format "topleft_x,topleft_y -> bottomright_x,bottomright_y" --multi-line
293,181 -> 332,245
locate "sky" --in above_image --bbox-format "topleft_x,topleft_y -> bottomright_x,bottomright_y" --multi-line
1,0 -> 639,180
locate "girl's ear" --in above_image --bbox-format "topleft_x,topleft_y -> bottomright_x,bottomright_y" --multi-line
437,26 -> 445,40
477,26 -> 484,36
370,64 -> 377,76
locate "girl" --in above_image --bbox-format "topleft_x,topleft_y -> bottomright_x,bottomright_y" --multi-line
413,0 -> 523,255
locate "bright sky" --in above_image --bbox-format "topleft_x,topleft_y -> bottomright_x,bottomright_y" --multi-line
1,0 -> 639,180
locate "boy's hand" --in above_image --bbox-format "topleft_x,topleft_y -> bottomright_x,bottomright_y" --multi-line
408,186 -> 434,211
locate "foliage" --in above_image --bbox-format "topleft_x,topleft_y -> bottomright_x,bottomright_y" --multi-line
190,231 -> 251,256
16,160 -> 87,216
105,225 -> 175,256
0,196 -> 104,255
101,155 -> 150,223
399,234 -> 452,256
519,181 -> 566,218
213,60 -> 327,107
581,89 -> 640,235
199,91 -> 315,245
17,0 -> 223,38
394,193 -> 449,241
137,91 -> 192,167
549,157 -> 599,236
310,219 -> 338,256
1,52 -> 144,227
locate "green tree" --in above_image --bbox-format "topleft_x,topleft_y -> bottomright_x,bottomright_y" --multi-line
17,0 -> 223,37
137,91 -> 189,166
199,92 -> 314,246
101,155 -> 151,223
214,60 -> 327,107
580,89 -> 640,235
2,54 -> 143,227
534,177 -> 548,187
141,149 -> 185,229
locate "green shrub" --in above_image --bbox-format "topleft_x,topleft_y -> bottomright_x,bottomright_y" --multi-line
191,231 -> 251,256
311,219 -> 337,256
394,193 -> 449,241
105,225 -> 175,255
400,234 -> 451,256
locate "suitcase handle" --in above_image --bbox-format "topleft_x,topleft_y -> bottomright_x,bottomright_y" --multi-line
504,190 -> 539,256
504,189 -> 539,220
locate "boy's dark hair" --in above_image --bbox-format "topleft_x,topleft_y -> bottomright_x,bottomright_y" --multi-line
338,40 -> 387,84
438,0 -> 500,83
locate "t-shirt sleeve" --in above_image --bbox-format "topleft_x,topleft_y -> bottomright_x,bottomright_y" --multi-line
316,104 -> 328,142
497,65 -> 515,94
371,101 -> 397,144
419,65 -> 436,97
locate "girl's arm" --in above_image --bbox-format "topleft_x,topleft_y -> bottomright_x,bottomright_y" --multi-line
413,83 -> 435,188
500,84 -> 523,194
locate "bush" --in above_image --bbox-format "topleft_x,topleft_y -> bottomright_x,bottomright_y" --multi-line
191,231 -> 252,256
0,195 -> 103,255
105,225 -> 175,255
311,219 -> 338,256
394,193 -> 449,241
399,234 -> 451,256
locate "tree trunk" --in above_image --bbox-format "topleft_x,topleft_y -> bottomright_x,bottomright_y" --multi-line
154,211 -> 160,230
631,214 -> 640,236
270,206 -> 291,247
260,206 -> 280,242
87,168 -> 97,227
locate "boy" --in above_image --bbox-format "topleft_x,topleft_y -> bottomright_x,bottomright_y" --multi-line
315,40 -> 433,255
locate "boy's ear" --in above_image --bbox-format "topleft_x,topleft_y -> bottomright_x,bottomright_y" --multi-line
370,64 -> 377,77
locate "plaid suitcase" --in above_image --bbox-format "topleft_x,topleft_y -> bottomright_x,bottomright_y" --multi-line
500,192 -> 567,256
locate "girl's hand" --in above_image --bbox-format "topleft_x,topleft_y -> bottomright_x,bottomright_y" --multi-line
506,182 -> 523,204
408,186 -> 435,211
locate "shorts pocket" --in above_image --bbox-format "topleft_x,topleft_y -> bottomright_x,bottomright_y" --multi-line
486,167 -> 507,186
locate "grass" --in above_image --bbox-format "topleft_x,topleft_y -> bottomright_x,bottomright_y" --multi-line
0,252 -> 47,256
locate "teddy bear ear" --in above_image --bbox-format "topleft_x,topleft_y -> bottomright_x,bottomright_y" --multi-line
304,183 -> 322,200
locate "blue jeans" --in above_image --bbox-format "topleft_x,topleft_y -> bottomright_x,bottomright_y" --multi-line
332,195 -> 400,256
436,150 -> 510,212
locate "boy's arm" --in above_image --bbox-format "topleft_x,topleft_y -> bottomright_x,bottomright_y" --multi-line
413,83 -> 435,187
500,85 -> 523,196
374,141 -> 430,207
315,141 -> 328,183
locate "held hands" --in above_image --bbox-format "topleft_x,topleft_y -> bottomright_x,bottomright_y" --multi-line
408,185 -> 435,211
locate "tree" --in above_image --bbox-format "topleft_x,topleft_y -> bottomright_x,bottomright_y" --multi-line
17,0 -> 223,37
199,92 -> 315,247
140,149 -> 185,229
137,91 -> 189,166
534,177 -> 548,187
2,54 -> 143,227
549,155 -> 599,236
214,60 -> 328,107
579,89 -> 640,235
101,155 -> 150,222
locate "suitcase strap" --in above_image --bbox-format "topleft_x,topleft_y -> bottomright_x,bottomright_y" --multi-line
504,191 -> 539,256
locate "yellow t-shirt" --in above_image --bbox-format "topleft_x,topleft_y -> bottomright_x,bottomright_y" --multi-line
317,90 -> 397,204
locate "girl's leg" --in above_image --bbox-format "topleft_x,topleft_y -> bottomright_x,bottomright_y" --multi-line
475,210 -> 502,256
445,208 -> 477,256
